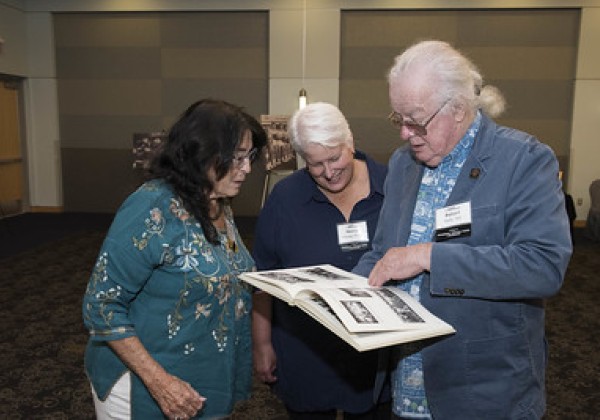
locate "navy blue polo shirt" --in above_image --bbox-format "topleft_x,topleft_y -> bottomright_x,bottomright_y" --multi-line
252,150 -> 387,413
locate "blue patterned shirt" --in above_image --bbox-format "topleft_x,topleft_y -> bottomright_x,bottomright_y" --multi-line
393,112 -> 481,418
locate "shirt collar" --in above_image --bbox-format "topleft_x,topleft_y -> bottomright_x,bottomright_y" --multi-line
441,110 -> 481,166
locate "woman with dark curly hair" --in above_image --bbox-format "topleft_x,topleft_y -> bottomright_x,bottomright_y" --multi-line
82,98 -> 266,420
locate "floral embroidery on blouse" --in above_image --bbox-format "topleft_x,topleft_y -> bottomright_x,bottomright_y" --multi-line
84,251 -> 125,334
83,186 -> 253,353
163,201 -> 250,351
133,207 -> 165,250
169,197 -> 190,221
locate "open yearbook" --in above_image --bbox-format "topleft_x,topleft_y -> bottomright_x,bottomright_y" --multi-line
240,264 -> 455,352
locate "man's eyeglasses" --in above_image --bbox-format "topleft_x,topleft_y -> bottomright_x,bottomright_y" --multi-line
232,148 -> 258,168
388,99 -> 449,136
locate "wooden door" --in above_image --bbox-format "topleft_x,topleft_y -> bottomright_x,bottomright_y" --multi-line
0,80 -> 24,216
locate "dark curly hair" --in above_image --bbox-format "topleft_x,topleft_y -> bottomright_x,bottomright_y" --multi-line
147,98 -> 266,244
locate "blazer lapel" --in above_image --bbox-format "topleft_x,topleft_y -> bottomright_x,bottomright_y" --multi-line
447,114 -> 495,206
396,155 -> 424,245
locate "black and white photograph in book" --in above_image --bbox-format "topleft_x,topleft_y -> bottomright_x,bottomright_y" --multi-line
299,266 -> 350,280
340,288 -> 371,298
373,288 -> 426,323
259,271 -> 316,284
341,300 -> 378,324
240,264 -> 456,341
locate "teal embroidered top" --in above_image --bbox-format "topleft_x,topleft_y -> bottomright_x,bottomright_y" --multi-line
83,180 -> 255,419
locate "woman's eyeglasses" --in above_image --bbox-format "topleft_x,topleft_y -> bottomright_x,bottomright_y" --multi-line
232,148 -> 258,168
388,99 -> 449,137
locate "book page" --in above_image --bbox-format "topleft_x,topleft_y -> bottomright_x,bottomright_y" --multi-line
240,264 -> 455,351
241,264 -> 366,301
243,265 -> 443,333
301,286 -> 432,333
296,291 -> 454,352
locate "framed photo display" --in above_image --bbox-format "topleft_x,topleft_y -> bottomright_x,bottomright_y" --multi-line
260,115 -> 295,171
132,131 -> 166,169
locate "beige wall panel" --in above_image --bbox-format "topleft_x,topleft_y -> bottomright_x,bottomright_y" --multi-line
54,12 -> 268,214
56,47 -> 161,79
577,8 -> 600,79
61,146 -> 267,216
349,116 -> 572,176
27,13 -> 56,79
493,80 -> 573,119
306,9 -> 340,79
231,163 -> 267,217
61,148 -> 143,212
348,117 -> 400,163
342,46 -> 578,82
58,80 -> 162,115
161,79 -> 267,119
268,78 -> 339,115
568,79 -> 600,218
270,10 -> 303,79
457,9 -> 580,46
0,3 -> 27,76
341,11 -> 459,47
60,115 -> 165,149
161,48 -> 267,79
465,47 -> 577,80
339,80 -> 392,116
341,47 -> 403,79
25,78 -> 62,208
341,46 -> 578,102
499,118 -> 572,155
298,78 -> 340,108
54,14 -> 161,47
160,12 -> 267,48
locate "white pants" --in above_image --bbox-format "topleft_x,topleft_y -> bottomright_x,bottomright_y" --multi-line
91,371 -> 132,420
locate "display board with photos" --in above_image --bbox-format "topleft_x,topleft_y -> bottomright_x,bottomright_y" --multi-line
132,131 -> 167,169
260,115 -> 295,171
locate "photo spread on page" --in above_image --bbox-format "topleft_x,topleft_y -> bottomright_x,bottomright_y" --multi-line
241,265 -> 455,351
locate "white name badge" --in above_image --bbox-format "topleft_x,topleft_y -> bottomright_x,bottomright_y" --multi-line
337,221 -> 369,251
435,201 -> 472,242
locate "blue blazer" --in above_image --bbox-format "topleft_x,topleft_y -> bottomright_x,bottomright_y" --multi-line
354,114 -> 573,419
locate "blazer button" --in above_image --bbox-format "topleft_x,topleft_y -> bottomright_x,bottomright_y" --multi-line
444,288 -> 465,296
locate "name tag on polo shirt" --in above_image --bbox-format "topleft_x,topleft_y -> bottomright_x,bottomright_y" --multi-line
435,202 -> 472,242
337,220 -> 369,252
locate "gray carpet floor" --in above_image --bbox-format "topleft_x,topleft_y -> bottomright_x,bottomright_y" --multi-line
0,213 -> 598,419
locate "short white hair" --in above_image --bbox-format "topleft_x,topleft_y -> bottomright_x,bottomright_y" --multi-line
287,102 -> 353,156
